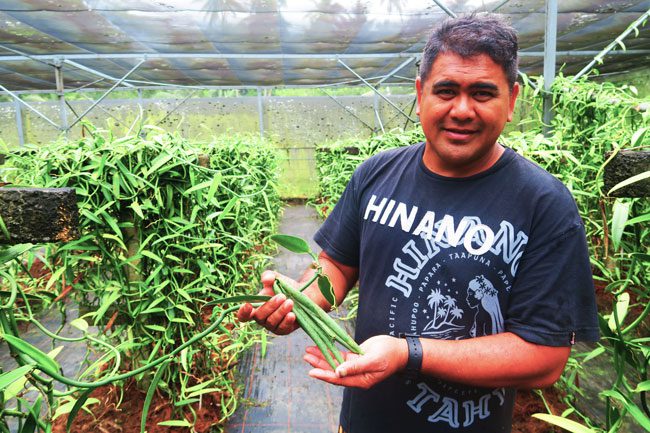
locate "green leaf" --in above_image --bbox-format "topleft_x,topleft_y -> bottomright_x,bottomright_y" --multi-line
610,199 -> 630,250
206,173 -> 223,203
625,213 -> 650,227
0,364 -> 34,391
0,244 -> 34,264
183,179 -> 213,196
608,171 -> 650,196
141,249 -> 164,264
65,389 -> 96,432
157,420 -> 192,427
601,389 -> 650,429
20,395 -> 42,433
531,413 -> 597,433
141,361 -> 170,433
70,318 -> 89,332
271,234 -> 311,254
608,292 -> 630,332
131,201 -> 144,219
3,334 -> 61,376
630,126 -> 647,147
318,275 -> 336,306
633,380 -> 650,393
146,153 -> 174,176
0,215 -> 10,240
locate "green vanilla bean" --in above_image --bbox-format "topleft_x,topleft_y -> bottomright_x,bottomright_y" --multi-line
292,301 -> 344,366
276,279 -> 362,354
291,304 -> 339,370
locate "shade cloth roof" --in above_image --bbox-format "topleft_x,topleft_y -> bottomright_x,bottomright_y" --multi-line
0,0 -> 649,92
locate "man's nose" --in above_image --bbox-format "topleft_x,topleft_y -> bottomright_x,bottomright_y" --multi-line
450,95 -> 474,121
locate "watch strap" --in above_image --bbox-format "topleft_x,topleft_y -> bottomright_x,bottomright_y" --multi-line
399,333 -> 422,383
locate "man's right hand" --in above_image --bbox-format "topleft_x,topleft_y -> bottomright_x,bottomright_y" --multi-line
236,270 -> 299,335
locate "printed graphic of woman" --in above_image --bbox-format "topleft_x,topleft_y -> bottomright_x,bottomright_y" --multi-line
466,275 -> 504,337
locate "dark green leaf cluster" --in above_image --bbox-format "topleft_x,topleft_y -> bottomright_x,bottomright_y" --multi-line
310,127 -> 424,218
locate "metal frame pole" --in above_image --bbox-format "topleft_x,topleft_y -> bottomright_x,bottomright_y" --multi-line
337,58 -> 418,124
54,59 -> 68,131
257,87 -> 264,138
319,89 -> 375,132
64,59 -> 136,88
14,97 -> 24,146
0,84 -> 60,129
543,0 -> 558,131
66,58 -> 146,131
376,57 -> 417,87
374,92 -> 385,134
432,0 -> 457,17
573,8 -> 650,81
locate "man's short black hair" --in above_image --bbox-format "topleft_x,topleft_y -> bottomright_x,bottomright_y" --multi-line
419,13 -> 519,89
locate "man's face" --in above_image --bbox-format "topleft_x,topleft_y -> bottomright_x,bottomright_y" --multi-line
415,52 -> 519,177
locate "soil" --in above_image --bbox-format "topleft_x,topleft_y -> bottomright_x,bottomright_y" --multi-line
51,378 -> 228,433
51,380 -> 567,433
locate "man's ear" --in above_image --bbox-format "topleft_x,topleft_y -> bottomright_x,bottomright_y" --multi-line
415,76 -> 423,116
507,82 -> 520,122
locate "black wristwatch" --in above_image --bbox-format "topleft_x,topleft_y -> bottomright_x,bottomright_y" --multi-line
399,333 -> 422,384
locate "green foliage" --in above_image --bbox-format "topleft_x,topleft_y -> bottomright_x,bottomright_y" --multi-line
0,125 -> 282,430
310,127 -> 425,218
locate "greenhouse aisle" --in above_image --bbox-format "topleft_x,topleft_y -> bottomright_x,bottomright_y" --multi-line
225,203 -> 348,433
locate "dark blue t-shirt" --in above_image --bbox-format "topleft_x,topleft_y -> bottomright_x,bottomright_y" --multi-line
314,143 -> 599,433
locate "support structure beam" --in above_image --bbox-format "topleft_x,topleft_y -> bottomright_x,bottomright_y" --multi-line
13,97 -> 24,146
54,60 -> 68,130
573,8 -> 650,81
337,58 -> 418,124
543,0 -> 558,131
320,89 -> 374,132
66,58 -> 146,131
0,83 -> 60,130
376,57 -> 417,87
373,92 -> 385,134
63,59 -> 136,88
257,87 -> 264,138
432,0 -> 457,18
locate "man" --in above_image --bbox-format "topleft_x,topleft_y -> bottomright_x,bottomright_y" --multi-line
238,13 -> 599,433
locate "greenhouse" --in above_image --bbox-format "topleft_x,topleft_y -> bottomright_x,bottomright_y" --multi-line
0,0 -> 649,432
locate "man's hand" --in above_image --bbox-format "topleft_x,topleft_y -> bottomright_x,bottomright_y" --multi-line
236,270 -> 299,335
303,335 -> 408,389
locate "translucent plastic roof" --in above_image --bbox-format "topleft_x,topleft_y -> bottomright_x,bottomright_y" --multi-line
0,0 -> 649,91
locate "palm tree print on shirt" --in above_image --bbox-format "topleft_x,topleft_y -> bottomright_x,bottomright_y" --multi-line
422,288 -> 464,338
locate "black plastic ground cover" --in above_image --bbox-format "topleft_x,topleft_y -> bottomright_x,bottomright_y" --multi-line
226,204 -> 346,433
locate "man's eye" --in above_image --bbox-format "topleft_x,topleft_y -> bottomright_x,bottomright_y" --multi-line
435,89 -> 455,97
474,92 -> 494,101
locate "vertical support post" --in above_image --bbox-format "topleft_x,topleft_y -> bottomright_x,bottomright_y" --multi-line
54,59 -> 68,134
137,88 -> 144,107
373,92 -> 385,133
257,87 -> 264,139
14,97 -> 24,146
543,0 -> 558,134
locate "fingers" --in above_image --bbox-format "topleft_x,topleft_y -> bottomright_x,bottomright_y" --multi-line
249,293 -> 297,334
303,346 -> 336,370
260,270 -> 277,293
236,302 -> 254,322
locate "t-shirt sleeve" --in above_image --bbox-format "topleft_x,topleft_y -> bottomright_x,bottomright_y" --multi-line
314,169 -> 362,267
505,222 -> 600,346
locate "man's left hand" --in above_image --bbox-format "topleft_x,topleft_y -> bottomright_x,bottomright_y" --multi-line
303,335 -> 407,389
